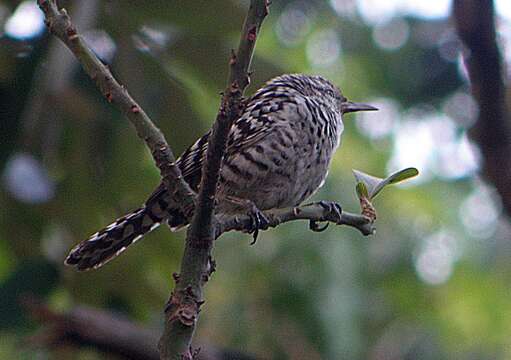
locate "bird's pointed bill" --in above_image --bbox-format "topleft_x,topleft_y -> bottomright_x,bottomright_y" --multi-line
342,101 -> 378,113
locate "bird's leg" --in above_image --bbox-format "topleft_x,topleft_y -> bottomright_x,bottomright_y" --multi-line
309,200 -> 342,232
222,195 -> 269,244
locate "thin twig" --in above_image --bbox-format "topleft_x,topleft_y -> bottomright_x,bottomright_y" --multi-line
159,1 -> 270,358
216,204 -> 375,237
36,0 -> 196,218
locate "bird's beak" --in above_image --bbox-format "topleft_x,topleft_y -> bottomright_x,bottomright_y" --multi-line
341,101 -> 378,114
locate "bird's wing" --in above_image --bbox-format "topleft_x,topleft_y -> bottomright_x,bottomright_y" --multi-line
226,92 -> 295,154
147,91 -> 297,202
177,130 -> 211,190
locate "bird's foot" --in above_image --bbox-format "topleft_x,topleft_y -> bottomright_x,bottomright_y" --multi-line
247,206 -> 270,245
223,196 -> 269,244
309,200 -> 342,232
309,220 -> 329,232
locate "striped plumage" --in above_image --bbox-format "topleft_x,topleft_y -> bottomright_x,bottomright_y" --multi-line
65,74 -> 377,270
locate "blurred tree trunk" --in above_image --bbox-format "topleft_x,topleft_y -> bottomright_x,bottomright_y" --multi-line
453,0 -> 511,216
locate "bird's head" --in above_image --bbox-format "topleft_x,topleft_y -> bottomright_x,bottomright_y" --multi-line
263,74 -> 378,116
299,74 -> 378,115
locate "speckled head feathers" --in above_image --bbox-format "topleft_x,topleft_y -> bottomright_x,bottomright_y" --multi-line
258,74 -> 346,113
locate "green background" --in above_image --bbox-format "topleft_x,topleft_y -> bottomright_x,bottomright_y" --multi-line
1,0 -> 510,359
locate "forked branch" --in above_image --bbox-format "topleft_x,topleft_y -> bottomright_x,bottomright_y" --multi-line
159,1 -> 270,358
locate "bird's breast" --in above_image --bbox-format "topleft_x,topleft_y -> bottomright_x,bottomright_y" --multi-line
217,111 -> 341,212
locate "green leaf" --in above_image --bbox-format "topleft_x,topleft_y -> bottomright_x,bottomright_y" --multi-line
356,181 -> 369,199
385,167 -> 420,185
353,167 -> 419,200
353,170 -> 383,199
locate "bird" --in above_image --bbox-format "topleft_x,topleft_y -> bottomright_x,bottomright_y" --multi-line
65,74 -> 377,271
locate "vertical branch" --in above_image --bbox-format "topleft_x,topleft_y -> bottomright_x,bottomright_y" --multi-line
453,0 -> 511,215
158,1 -> 270,359
37,0 -> 270,357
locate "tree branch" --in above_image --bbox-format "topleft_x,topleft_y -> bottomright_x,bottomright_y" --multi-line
453,0 -> 511,216
36,0 -> 196,218
216,203 -> 375,238
159,1 -> 270,358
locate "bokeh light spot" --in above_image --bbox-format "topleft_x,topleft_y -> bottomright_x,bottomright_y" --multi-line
437,30 -> 463,63
415,230 -> 461,285
82,30 -> 116,63
356,0 -> 399,25
329,0 -> 357,18
372,18 -> 410,51
276,1 -> 313,46
133,24 -> 176,54
497,20 -> 511,82
459,184 -> 501,239
356,97 -> 399,139
306,29 -> 341,68
4,1 -> 45,40
388,110 -> 480,182
3,153 -> 55,204
433,133 -> 480,180
442,91 -> 478,128
388,114 -> 436,182
496,0 -> 511,21
401,0 -> 450,19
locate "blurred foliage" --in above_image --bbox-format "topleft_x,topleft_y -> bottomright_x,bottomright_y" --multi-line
1,0 -> 511,359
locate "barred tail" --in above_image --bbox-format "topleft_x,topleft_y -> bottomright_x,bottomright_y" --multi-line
65,205 -> 167,271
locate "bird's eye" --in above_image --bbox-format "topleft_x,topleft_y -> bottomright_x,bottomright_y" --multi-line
326,90 -> 335,97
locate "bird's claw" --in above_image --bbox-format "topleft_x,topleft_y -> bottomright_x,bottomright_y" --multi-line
309,201 -> 343,232
318,200 -> 343,221
309,220 -> 329,232
247,207 -> 269,245
223,196 -> 269,244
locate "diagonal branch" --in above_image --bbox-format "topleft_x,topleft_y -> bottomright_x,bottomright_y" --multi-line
453,0 -> 511,216
159,1 -> 270,358
36,0 -> 196,218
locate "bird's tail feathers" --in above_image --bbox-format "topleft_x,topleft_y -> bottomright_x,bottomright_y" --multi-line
65,206 -> 163,271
